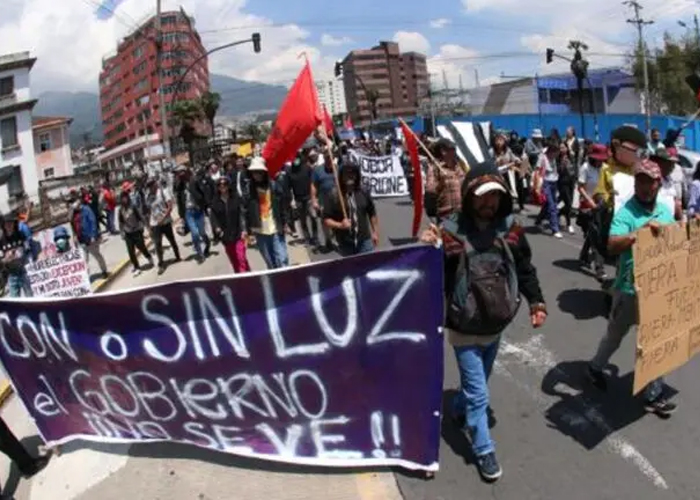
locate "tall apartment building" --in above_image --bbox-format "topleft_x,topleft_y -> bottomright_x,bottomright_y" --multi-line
98,10 -> 209,169
0,51 -> 39,213
315,79 -> 347,117
341,41 -> 428,126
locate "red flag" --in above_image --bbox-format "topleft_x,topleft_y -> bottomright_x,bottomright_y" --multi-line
344,114 -> 354,130
323,105 -> 335,136
400,121 -> 423,238
263,62 -> 321,177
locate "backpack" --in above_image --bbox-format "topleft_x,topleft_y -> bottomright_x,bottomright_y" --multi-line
72,208 -> 85,244
442,215 -> 521,336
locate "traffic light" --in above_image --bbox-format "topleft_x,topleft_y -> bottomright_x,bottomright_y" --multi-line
334,61 -> 343,78
546,48 -> 554,64
252,33 -> 261,53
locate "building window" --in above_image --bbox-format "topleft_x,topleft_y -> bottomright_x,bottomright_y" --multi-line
6,166 -> 23,197
133,45 -> 145,59
0,76 -> 14,97
39,132 -> 52,152
0,117 -> 18,149
43,167 -> 55,179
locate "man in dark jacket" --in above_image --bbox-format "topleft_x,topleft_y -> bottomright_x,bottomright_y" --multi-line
323,161 -> 379,256
173,165 -> 190,235
286,152 -> 318,245
184,166 -> 213,262
420,159 -> 547,483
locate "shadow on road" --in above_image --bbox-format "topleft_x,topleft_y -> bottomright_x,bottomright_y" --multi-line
557,288 -> 610,320
439,389 -> 475,468
541,360 -> 678,450
395,201 -> 414,207
389,237 -> 418,247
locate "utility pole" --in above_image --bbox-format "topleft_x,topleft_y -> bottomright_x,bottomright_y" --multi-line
474,68 -> 480,87
625,0 -> 654,135
155,0 -> 171,162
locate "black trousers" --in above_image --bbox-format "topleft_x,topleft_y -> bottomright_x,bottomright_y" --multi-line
558,181 -> 575,227
296,198 -> 318,243
0,417 -> 35,473
152,223 -> 181,266
124,230 -> 152,269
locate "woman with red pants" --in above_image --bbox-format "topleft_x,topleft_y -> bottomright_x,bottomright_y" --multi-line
210,176 -> 250,273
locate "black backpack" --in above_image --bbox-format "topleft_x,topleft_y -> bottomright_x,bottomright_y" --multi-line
442,215 -> 521,336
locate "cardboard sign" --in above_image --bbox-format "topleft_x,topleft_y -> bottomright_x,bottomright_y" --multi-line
632,222 -> 700,394
24,248 -> 92,298
350,151 -> 409,198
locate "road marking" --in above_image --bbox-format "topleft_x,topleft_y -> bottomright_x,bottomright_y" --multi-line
497,335 -> 668,490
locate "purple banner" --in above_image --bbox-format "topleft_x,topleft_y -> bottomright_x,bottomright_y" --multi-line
0,246 -> 444,470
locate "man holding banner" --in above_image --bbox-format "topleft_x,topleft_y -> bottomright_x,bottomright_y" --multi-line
323,160 -> 379,256
587,159 -> 679,417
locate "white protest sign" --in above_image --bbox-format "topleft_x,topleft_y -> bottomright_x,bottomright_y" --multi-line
25,248 -> 92,298
350,151 -> 409,198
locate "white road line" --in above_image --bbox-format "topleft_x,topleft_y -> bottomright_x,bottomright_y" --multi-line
497,335 -> 668,490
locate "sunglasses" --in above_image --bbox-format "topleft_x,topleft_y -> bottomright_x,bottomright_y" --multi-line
619,143 -> 649,159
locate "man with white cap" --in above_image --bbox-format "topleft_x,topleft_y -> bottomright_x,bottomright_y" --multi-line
420,159 -> 547,483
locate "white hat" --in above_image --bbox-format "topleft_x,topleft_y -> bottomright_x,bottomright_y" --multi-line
531,128 -> 544,139
248,157 -> 268,172
474,181 -> 507,197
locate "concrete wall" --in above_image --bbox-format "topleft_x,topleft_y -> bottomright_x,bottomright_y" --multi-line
606,85 -> 642,114
470,80 -> 537,115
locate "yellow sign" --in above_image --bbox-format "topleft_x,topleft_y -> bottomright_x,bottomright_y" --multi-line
632,221 -> 700,393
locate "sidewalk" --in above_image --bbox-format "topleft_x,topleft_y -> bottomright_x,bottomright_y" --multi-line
0,231 -> 404,500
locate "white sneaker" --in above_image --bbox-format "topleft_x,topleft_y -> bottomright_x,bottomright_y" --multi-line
568,225 -> 575,234
553,232 -> 563,239
132,268 -> 142,277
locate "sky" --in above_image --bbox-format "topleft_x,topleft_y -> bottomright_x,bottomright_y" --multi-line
1,0 -> 698,95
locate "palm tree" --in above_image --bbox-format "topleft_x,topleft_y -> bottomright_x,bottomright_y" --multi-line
244,123 -> 263,143
170,100 -> 202,165
199,91 -> 221,136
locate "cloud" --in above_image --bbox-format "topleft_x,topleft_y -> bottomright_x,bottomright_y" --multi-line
320,34 -> 353,47
427,44 -> 480,88
392,31 -> 431,54
429,18 -> 451,29
0,0 -> 334,94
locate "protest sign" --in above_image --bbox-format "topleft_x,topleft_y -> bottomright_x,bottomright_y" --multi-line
0,245 -> 444,471
350,151 -> 409,198
632,222 -> 700,394
25,247 -> 92,298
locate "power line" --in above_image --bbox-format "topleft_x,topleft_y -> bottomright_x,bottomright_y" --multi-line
625,0 -> 654,133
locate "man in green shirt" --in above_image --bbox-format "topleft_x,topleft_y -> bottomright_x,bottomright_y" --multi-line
587,159 -> 678,417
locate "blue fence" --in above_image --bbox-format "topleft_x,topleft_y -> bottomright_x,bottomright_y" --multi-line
442,114 -> 700,152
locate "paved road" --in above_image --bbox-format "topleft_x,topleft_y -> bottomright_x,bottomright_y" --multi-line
3,197 -> 700,499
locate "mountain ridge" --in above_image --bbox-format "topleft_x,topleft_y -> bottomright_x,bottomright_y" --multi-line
33,74 -> 288,147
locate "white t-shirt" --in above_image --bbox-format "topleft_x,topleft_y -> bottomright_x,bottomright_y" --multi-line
658,165 -> 684,216
578,162 -> 600,196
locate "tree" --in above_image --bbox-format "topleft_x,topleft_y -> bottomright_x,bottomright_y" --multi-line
199,91 -> 221,136
244,123 -> 263,143
631,28 -> 700,116
170,100 -> 203,165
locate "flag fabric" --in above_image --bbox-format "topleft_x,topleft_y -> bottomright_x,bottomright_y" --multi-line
344,115 -> 354,130
323,106 -> 335,136
262,62 -> 322,177
400,121 -> 423,238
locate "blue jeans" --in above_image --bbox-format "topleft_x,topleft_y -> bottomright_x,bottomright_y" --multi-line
106,209 -> 116,234
256,233 -> 289,269
538,180 -> 560,233
7,272 -> 33,298
185,209 -> 210,258
338,238 -> 374,257
452,338 -> 500,457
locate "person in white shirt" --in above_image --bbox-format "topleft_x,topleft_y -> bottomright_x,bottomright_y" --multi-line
577,143 -> 609,280
650,150 -> 685,221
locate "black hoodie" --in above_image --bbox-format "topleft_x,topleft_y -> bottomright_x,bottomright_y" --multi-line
443,160 -> 545,309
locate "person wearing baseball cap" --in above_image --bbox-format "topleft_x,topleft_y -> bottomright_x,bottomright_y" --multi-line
588,158 -> 679,417
593,125 -> 647,211
650,149 -> 684,220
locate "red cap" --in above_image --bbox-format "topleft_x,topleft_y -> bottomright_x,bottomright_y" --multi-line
588,144 -> 609,161
634,159 -> 662,180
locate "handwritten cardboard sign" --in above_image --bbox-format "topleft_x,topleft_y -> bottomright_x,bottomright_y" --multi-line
25,248 -> 92,298
632,221 -> 700,394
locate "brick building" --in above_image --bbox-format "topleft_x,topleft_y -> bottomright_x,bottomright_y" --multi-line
98,10 -> 209,169
341,41 -> 428,127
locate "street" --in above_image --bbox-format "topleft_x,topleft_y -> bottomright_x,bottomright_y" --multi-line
1,197 -> 699,499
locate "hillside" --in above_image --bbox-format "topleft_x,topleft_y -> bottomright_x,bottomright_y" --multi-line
34,74 -> 289,147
